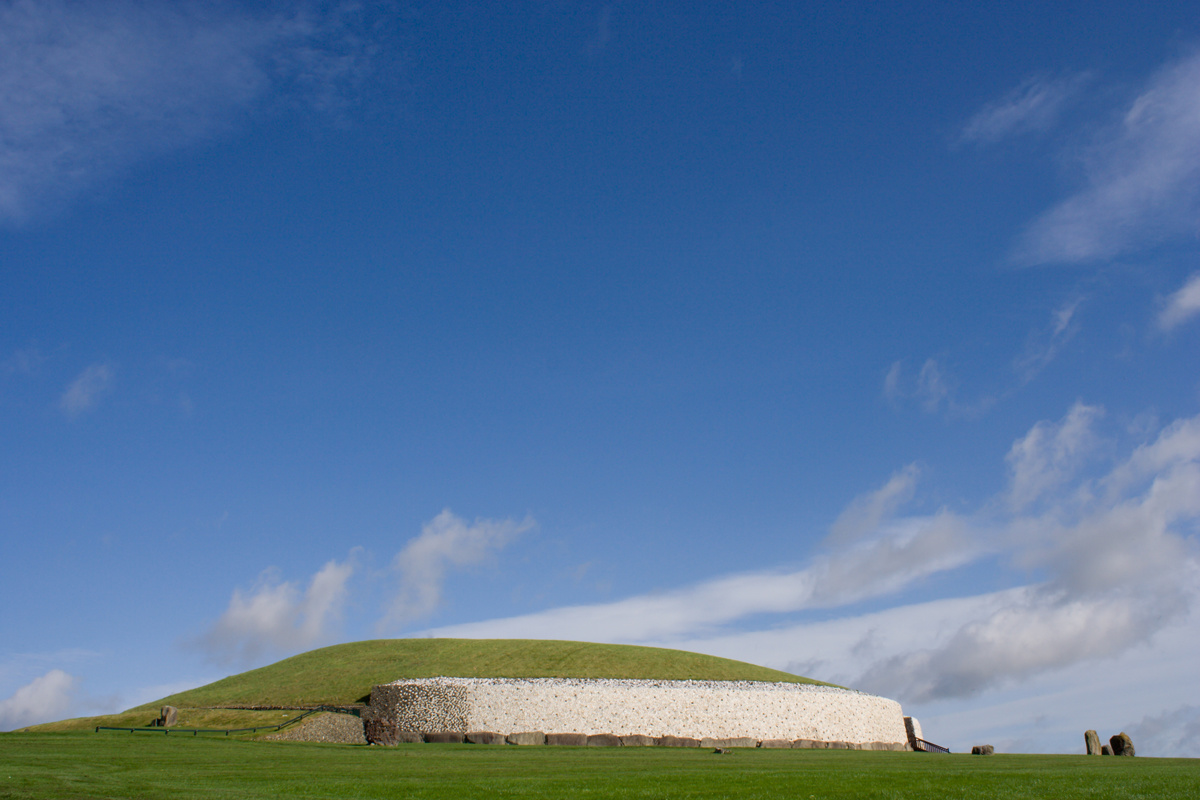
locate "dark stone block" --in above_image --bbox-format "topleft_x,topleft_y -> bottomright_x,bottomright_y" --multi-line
506,731 -> 546,745
620,735 -> 655,747
424,731 -> 465,744
971,745 -> 994,755
364,719 -> 398,745
546,732 -> 588,746
1111,732 -> 1135,757
587,734 -> 623,747
466,731 -> 506,745
655,735 -> 701,747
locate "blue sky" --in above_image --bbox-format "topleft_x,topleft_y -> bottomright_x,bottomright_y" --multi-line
2,0 -> 1199,755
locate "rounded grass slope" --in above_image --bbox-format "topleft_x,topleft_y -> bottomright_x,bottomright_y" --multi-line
139,639 -> 830,711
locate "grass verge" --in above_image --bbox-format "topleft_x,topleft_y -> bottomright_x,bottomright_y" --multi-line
2,733 -> 1198,800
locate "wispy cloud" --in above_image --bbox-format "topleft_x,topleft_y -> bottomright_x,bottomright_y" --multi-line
428,403 -> 1200,707
428,475 -> 978,643
1004,400 -> 1102,511
59,363 -> 114,418
0,669 -> 77,731
1014,297 -> 1084,383
828,464 -> 920,546
197,556 -> 355,665
960,73 -> 1089,145
379,510 -> 534,632
1015,50 -> 1200,264
1158,272 -> 1200,331
884,358 -> 955,413
0,0 -> 388,222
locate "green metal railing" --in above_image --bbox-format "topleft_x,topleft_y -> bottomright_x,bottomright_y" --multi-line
95,707 -> 360,736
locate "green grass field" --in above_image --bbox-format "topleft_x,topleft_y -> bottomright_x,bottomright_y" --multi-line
2,733 -> 1198,799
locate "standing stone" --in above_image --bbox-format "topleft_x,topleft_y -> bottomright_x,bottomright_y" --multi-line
159,706 -> 178,728
1110,732 -> 1135,757
1101,744 -> 1113,755
971,745 -> 994,755
1084,730 -> 1101,755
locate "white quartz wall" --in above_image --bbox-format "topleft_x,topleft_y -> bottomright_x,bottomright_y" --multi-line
372,677 -> 907,745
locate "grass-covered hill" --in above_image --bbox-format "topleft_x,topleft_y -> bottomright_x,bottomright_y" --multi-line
142,638 -> 827,710
28,639 -> 829,732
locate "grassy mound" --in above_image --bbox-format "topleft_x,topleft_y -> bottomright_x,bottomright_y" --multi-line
137,638 -> 826,711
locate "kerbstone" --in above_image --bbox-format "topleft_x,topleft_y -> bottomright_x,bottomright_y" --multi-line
506,731 -> 545,745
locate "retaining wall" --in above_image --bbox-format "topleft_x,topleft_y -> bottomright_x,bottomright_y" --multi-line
363,677 -> 908,747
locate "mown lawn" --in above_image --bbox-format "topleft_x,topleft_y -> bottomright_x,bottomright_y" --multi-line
2,733 -> 1198,799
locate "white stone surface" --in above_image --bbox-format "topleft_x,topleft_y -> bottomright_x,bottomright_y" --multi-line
372,677 -> 908,745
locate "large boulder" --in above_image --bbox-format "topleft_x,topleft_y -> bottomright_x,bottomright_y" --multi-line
1101,744 -> 1113,755
424,731 -> 465,744
759,738 -> 792,749
363,719 -> 399,745
159,706 -> 178,728
971,745 -> 994,755
1084,730 -> 1101,755
1110,732 -> 1135,756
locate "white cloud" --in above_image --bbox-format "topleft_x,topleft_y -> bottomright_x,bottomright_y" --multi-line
828,464 -> 920,545
1015,51 -> 1200,264
199,556 -> 355,665
428,474 -> 977,643
0,0 -> 386,221
1159,272 -> 1200,331
379,510 -> 535,632
1005,401 -> 1102,511
883,359 -> 956,414
1014,297 -> 1083,384
0,670 -> 77,731
59,362 -> 114,417
960,73 -> 1088,145
1127,704 -> 1200,759
428,403 -> 1200,717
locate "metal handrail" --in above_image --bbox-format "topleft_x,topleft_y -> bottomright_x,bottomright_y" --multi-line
95,706 -> 360,736
914,738 -> 950,753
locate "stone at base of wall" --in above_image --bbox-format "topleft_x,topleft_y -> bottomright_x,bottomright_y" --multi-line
702,737 -> 757,748
620,735 -> 656,746
587,734 -> 623,746
466,731 -> 506,745
506,731 -> 546,745
424,731 -> 465,744
760,739 -> 791,748
655,735 -> 700,747
546,732 -> 588,746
